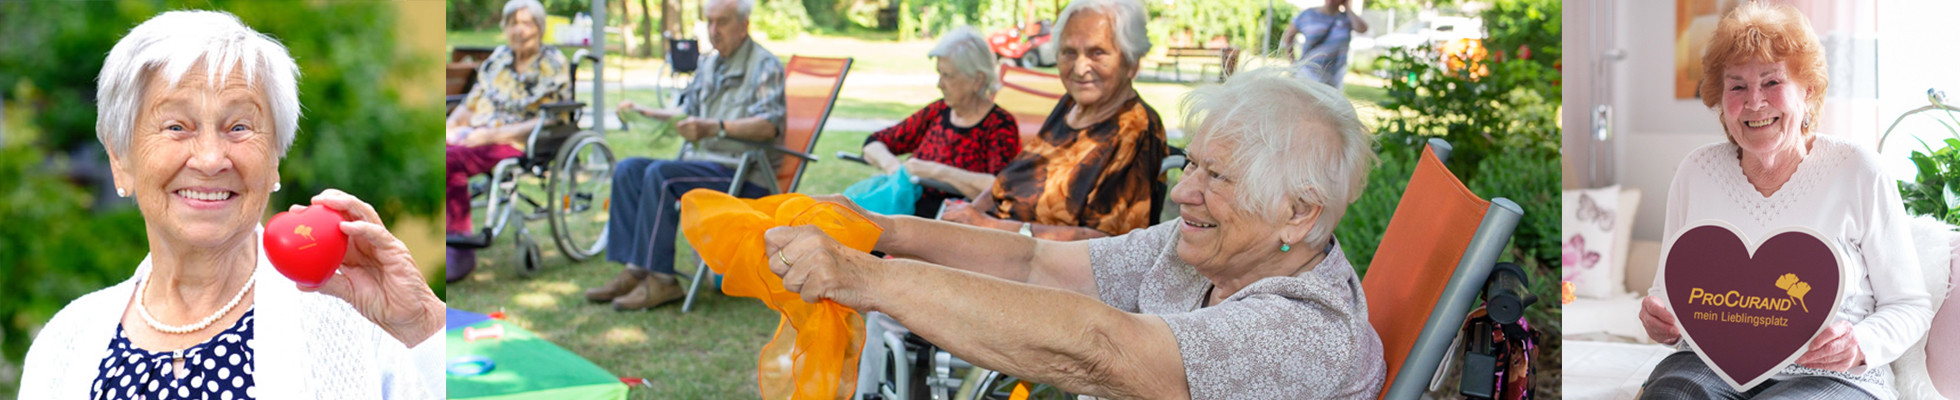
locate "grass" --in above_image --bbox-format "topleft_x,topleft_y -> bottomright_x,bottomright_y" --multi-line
447,87 -> 884,396
445,30 -> 1418,398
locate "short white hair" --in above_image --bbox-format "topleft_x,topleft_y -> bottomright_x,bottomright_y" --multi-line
1180,68 -> 1377,246
709,0 -> 756,19
502,0 -> 547,27
96,10 -> 301,159
928,26 -> 1001,99
1053,0 -> 1152,68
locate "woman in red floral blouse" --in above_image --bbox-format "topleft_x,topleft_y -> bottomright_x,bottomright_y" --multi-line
862,26 -> 1022,218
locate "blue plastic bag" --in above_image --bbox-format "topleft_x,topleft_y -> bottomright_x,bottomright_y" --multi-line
843,166 -> 922,216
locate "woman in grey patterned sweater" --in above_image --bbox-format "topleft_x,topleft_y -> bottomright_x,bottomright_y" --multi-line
765,67 -> 1387,399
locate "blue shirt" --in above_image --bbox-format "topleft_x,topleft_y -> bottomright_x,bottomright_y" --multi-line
1293,8 -> 1355,88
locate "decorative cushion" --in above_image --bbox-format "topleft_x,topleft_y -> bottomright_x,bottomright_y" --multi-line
1564,185 -> 1624,298
1892,215 -> 1956,399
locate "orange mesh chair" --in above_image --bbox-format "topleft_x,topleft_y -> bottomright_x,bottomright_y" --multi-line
994,65 -> 1065,147
1362,139 -> 1524,399
678,55 -> 853,313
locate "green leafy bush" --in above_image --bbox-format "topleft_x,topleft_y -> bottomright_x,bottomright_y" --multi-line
754,0 -> 816,40
0,1 -> 443,390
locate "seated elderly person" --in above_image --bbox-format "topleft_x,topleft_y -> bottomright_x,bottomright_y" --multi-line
443,0 -> 571,281
768,68 -> 1386,399
594,0 -> 787,311
941,0 -> 1169,241
22,10 -> 442,398
1637,3 -> 1930,398
861,26 -> 1022,218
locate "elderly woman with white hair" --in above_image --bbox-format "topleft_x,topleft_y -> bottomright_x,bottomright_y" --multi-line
444,0 -> 571,281
860,26 -> 1023,218
771,68 -> 1387,399
19,10 -> 442,399
940,0 -> 1169,241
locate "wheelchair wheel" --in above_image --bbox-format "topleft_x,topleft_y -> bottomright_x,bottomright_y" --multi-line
966,370 -> 1071,400
515,232 -> 544,278
547,131 -> 615,261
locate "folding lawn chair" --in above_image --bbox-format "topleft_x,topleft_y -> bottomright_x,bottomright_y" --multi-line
1361,138 -> 1527,399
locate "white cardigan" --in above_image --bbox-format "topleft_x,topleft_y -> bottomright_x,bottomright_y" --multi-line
18,230 -> 440,399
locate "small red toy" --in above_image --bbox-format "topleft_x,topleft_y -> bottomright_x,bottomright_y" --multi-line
265,205 -> 349,288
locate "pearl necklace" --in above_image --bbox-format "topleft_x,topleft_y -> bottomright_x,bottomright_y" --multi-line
135,273 -> 255,334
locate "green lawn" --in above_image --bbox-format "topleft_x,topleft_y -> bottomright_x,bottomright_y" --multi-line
446,87 -> 884,397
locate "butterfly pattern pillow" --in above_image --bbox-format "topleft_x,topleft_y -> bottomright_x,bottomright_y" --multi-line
1563,186 -> 1620,299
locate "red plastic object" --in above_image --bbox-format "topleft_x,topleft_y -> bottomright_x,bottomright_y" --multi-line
264,205 -> 349,288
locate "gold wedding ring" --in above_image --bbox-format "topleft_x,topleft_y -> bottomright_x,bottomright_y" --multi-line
779,250 -> 793,267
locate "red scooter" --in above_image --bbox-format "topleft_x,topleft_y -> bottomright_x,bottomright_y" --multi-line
988,20 -> 1054,67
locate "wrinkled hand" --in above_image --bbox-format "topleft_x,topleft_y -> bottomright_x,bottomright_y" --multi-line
807,194 -> 897,249
1795,321 -> 1865,372
294,189 -> 442,348
901,158 -> 945,180
939,200 -> 982,225
765,225 -> 880,310
676,117 -> 711,141
1639,296 -> 1681,345
617,99 -> 639,116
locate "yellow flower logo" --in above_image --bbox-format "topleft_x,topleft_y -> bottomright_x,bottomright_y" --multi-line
1774,273 -> 1811,313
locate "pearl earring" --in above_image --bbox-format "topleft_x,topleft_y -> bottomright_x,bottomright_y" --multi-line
116,188 -> 127,197
273,182 -> 281,192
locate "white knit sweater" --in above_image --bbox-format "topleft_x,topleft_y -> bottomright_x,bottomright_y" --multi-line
1658,135 -> 1933,399
18,229 -> 439,399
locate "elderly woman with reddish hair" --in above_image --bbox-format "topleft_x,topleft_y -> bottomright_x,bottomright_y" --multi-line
1636,3 -> 1931,398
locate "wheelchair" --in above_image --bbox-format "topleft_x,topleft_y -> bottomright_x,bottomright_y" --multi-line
448,48 -> 618,276
855,313 -> 1075,400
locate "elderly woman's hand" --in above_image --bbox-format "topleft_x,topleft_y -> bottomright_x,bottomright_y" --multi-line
807,194 -> 899,250
295,189 -> 443,347
1639,295 -> 1682,345
901,158 -> 947,181
1795,320 -> 1865,371
764,225 -> 883,310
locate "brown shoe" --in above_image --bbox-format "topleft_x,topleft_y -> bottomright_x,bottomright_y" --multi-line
585,268 -> 647,303
613,272 -> 685,311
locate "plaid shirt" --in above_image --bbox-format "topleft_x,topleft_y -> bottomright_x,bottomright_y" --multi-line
677,39 -> 788,190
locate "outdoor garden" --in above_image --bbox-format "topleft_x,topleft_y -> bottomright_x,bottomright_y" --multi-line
442,0 -> 1560,397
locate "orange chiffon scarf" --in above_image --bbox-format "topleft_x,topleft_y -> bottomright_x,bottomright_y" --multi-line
679,190 -> 876,399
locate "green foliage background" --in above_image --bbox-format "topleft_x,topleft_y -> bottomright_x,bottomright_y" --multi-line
0,1 -> 443,393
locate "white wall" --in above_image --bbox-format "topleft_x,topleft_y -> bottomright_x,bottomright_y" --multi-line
1615,0 -> 1723,242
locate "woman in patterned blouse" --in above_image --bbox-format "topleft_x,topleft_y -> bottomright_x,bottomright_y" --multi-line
940,0 -> 1170,241
442,0 -> 571,281
861,26 -> 1022,218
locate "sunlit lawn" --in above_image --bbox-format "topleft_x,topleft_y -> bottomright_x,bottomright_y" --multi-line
445,30 -> 1394,398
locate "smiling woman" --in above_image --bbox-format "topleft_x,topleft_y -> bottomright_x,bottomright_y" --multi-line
1637,2 -> 1933,398
17,10 -> 443,399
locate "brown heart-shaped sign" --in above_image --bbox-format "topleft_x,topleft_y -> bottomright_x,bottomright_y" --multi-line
1660,221 -> 1846,391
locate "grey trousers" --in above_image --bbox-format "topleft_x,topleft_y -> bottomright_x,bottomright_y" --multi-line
1640,351 -> 1875,400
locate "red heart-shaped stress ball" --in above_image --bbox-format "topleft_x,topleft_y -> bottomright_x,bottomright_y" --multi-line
265,205 -> 349,288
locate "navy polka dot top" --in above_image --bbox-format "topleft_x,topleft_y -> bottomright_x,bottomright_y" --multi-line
92,309 -> 255,400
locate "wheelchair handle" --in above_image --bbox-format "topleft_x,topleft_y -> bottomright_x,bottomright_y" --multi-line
1481,262 -> 1536,326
